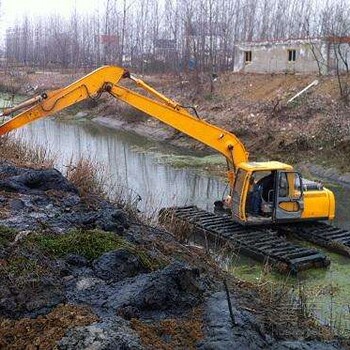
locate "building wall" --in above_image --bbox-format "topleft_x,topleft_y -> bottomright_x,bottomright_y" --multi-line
236,41 -> 328,74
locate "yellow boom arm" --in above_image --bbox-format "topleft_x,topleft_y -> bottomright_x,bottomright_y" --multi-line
0,66 -> 249,170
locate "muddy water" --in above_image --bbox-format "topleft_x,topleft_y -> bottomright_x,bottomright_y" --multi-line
13,119 -> 227,213
13,118 -> 350,333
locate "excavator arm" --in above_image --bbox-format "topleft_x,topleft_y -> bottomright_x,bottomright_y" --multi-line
0,65 -> 249,173
0,66 -> 126,134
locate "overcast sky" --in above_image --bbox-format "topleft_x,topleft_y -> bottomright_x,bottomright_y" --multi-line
0,0 -> 97,41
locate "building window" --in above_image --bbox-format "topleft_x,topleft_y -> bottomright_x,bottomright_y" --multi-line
245,51 -> 252,63
288,49 -> 296,62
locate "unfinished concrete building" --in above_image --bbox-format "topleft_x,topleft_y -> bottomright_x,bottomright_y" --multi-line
236,37 -> 350,75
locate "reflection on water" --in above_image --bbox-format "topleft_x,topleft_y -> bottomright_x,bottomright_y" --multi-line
13,119 -> 227,213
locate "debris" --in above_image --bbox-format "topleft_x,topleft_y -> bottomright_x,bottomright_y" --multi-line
287,80 -> 319,104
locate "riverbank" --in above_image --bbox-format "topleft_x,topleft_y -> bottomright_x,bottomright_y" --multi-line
0,69 -> 350,347
90,115 -> 350,187
0,137 -> 346,349
1,69 -> 350,176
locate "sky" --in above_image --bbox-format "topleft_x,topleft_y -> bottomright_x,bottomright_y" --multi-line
0,0 -> 97,41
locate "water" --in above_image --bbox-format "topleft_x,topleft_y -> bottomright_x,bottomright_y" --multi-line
12,118 -> 350,333
13,119 -> 227,213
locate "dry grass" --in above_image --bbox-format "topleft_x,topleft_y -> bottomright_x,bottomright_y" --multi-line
0,304 -> 98,349
65,157 -> 107,198
0,135 -> 55,169
236,270 -> 336,341
158,209 -> 195,243
131,307 -> 203,350
0,134 -> 141,218
64,156 -> 143,218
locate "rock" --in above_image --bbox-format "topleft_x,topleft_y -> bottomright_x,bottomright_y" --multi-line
75,111 -> 89,119
0,168 -> 78,194
9,199 -> 25,210
95,207 -> 130,232
66,261 -> 203,317
93,249 -> 149,281
57,318 -> 143,350
0,276 -> 65,319
0,163 -> 129,234
66,254 -> 89,267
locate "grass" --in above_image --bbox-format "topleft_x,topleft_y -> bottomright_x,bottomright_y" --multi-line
33,229 -> 123,261
65,157 -> 107,198
0,226 -> 17,246
5,255 -> 44,277
30,228 -> 162,270
0,135 -> 55,168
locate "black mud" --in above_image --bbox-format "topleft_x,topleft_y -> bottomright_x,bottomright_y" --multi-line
0,162 -> 346,349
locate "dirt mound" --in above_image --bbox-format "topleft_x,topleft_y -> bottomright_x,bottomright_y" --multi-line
0,161 -> 129,234
0,162 -> 78,194
58,317 -> 143,350
93,249 -> 151,281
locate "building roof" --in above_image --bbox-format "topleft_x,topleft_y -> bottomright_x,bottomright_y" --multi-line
237,37 -> 322,49
237,36 -> 350,49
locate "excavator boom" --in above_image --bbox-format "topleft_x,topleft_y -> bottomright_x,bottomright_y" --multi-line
0,66 -> 126,135
0,66 -> 248,171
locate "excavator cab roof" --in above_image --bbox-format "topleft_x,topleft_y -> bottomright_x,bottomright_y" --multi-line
239,161 -> 294,172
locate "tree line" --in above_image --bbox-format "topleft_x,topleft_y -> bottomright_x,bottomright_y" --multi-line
4,0 -> 350,74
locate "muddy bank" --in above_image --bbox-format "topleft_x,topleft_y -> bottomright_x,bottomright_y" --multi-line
0,161 -> 346,349
91,113 -> 350,187
298,163 -> 350,187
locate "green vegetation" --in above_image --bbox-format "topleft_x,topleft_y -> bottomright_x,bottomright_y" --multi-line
30,229 -> 162,270
155,153 -> 223,169
6,256 -> 43,277
32,229 -> 126,261
0,226 -> 17,246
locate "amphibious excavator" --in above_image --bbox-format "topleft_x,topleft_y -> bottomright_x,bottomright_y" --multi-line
0,65 -> 347,273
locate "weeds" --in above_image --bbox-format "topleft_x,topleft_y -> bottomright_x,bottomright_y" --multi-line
0,135 -> 55,168
5,255 -> 44,277
65,157 -> 106,198
0,226 -> 17,246
30,228 -> 162,270
64,156 -> 142,218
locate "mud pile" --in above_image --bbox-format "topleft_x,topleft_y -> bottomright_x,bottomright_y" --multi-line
0,162 -> 345,349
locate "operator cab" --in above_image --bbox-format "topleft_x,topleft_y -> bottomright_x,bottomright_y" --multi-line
230,161 -> 304,225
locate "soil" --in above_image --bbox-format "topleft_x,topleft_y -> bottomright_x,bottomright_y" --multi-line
0,161 -> 347,349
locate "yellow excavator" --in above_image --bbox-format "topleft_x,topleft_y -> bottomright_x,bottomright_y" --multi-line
0,66 -> 335,227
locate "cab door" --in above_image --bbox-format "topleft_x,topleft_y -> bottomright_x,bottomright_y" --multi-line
231,169 -> 249,223
274,171 -> 304,222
